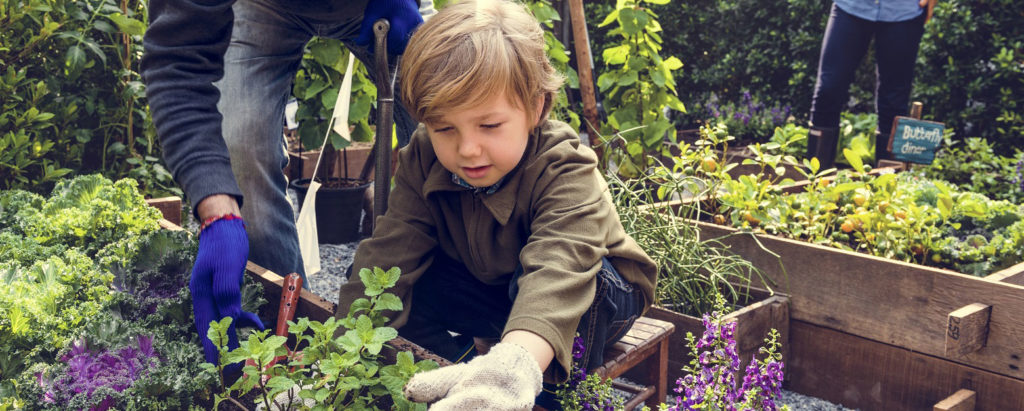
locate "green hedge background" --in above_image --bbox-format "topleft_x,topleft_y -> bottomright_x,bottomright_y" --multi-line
586,0 -> 1023,149
3,0 -> 1021,194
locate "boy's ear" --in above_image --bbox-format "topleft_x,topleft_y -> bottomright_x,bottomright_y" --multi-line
534,96 -> 545,126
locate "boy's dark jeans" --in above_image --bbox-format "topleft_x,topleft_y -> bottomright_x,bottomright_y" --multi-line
400,251 -> 644,375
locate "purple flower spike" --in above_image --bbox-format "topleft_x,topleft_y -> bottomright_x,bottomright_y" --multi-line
572,336 -> 586,359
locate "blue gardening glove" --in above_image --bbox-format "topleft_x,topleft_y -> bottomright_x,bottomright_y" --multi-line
403,342 -> 543,410
190,217 -> 264,369
355,0 -> 423,55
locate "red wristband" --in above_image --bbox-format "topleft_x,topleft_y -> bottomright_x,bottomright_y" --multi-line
199,213 -> 243,234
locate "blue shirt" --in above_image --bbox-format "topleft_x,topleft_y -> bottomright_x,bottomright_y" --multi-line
834,0 -> 924,22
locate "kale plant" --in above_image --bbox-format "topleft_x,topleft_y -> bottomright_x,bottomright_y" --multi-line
3,174 -> 161,257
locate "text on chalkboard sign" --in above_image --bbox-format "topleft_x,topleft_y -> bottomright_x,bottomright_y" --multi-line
886,117 -> 945,164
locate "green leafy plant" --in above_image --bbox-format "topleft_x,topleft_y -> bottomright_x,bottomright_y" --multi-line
766,123 -> 807,159
920,136 -> 1024,204
0,0 -> 178,197
706,165 -> 1024,276
0,174 -> 221,409
292,39 -> 377,152
206,266 -> 437,410
596,0 -> 686,178
916,0 -> 1024,150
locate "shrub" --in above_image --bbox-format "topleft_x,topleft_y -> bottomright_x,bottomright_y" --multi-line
0,0 -> 178,196
920,137 -> 1024,204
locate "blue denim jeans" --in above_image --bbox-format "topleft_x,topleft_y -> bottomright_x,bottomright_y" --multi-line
214,0 -> 421,282
810,3 -> 926,133
398,251 -> 644,406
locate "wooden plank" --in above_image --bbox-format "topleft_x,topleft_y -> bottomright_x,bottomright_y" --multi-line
946,304 -> 992,357
787,321 -> 1024,411
696,221 -> 1024,379
146,196 -> 182,227
158,218 -> 182,231
983,261 -> 1024,286
246,261 -> 336,323
934,389 -> 976,411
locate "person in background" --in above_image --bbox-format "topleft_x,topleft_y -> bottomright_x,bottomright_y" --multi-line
335,0 -> 658,409
141,0 -> 433,374
807,0 -> 934,167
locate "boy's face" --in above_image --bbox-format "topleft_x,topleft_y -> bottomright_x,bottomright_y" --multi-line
425,92 -> 542,188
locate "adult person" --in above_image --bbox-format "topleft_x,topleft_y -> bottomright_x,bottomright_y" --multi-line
140,0 -> 431,371
807,0 -> 933,167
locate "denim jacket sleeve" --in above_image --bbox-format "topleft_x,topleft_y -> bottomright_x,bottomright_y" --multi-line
141,0 -> 244,214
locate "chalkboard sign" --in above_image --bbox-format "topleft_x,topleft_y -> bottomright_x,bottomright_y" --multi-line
886,116 -> 945,164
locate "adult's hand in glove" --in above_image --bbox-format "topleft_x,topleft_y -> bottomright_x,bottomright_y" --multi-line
403,342 -> 543,410
356,0 -> 423,54
190,216 -> 264,370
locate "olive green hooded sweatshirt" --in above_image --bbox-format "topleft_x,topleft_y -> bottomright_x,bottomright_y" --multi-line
336,119 -> 657,381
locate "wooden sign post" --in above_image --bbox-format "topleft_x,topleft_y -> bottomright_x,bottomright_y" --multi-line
886,102 -> 944,165
886,117 -> 945,164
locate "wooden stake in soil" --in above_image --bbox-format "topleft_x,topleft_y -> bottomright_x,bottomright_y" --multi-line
568,0 -> 602,154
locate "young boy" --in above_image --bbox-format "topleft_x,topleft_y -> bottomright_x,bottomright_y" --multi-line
335,0 -> 657,408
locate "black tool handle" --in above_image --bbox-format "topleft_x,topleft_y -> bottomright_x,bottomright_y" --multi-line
372,19 -> 394,224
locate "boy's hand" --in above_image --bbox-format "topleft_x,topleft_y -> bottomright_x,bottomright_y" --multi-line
403,342 -> 543,410
356,0 -> 423,54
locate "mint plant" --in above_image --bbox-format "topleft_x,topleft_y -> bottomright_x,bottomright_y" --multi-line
206,267 -> 437,410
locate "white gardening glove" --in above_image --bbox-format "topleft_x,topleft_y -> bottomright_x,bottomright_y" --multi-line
403,342 -> 543,410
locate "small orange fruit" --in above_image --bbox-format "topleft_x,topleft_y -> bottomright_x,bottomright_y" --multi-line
743,211 -> 760,225
878,201 -> 890,213
701,156 -> 718,173
840,221 -> 854,233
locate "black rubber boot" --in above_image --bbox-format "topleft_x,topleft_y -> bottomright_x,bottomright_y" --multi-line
806,126 -> 840,169
875,131 -> 891,167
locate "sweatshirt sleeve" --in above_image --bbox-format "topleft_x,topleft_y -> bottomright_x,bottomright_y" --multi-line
141,0 -> 243,213
335,130 -> 439,327
503,138 -> 612,382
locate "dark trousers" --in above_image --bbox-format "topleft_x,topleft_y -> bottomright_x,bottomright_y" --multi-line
399,251 -> 644,407
810,3 -> 926,135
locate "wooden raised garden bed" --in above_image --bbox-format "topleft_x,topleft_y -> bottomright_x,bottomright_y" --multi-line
693,220 -> 1024,410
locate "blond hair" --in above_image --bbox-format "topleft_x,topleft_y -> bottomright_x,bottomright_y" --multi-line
399,0 -> 564,125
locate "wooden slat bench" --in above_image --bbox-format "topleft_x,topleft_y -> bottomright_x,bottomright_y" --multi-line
592,316 -> 675,409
